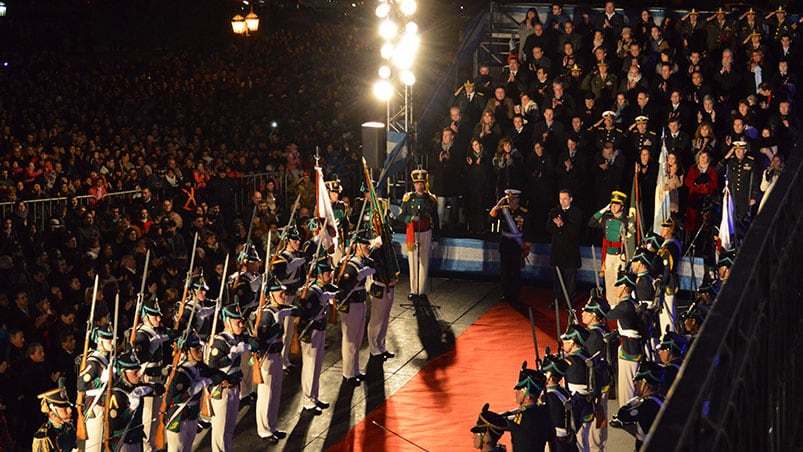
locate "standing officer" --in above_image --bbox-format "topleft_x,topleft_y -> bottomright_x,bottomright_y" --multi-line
252,282 -> 295,444
164,331 -> 219,452
367,226 -> 398,360
489,189 -> 532,308
400,168 -> 438,302
541,354 -> 574,451
271,228 -> 307,371
470,403 -> 509,452
547,189 -> 584,308
132,298 -> 174,452
561,325 -> 596,451
589,191 -> 630,305
326,178 -> 350,264
607,271 -> 644,406
611,361 -> 665,450
593,111 -> 626,151
207,304 -> 251,452
716,141 -> 758,223
297,261 -> 338,414
657,219 -> 682,333
336,231 -> 376,385
32,388 -> 76,452
230,244 -> 261,403
657,330 -> 689,396
507,361 -> 550,451
581,295 -> 613,451
76,325 -> 114,452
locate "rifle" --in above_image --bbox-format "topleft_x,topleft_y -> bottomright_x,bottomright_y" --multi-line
245,204 -> 258,248
334,193 -> 369,285
75,274 -> 100,441
201,253 -> 230,418
155,293 -> 198,450
129,249 -> 151,347
102,292 -> 120,452
174,232 -> 199,330
555,266 -> 579,326
591,245 -> 602,296
361,156 -> 400,285
300,226 -> 326,300
527,306 -> 541,368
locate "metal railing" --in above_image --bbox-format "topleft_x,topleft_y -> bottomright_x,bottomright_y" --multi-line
644,149 -> 803,450
0,190 -> 141,230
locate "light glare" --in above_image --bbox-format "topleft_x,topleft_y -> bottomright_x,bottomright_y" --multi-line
374,80 -> 394,101
379,20 -> 398,40
375,3 -> 390,18
378,65 -> 392,79
400,71 -> 416,86
400,0 -> 417,16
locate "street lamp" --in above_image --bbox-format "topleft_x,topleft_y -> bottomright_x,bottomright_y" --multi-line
231,6 -> 259,36
0,2 -> 7,17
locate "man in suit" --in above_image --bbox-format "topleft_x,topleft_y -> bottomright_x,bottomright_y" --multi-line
547,189 -> 584,307
664,117 -> 693,168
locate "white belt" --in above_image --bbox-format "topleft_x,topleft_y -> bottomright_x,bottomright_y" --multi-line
555,427 -> 570,437
618,328 -> 641,339
568,383 -> 589,395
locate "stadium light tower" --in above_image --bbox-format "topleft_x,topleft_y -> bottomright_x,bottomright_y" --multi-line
373,0 -> 418,136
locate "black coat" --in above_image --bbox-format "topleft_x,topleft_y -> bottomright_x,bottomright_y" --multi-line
546,205 -> 584,268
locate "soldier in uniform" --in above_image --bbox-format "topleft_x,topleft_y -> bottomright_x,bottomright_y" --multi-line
657,219 -> 682,333
132,298 -> 174,452
163,331 -> 220,452
270,228 -> 307,370
592,111 -> 626,152
737,8 -> 765,44
767,6 -> 798,43
367,224 -> 398,360
607,271 -> 645,406
627,116 -> 658,162
176,275 -> 216,341
541,354 -> 574,451
490,189 -> 532,308
611,361 -> 665,450
229,244 -> 261,403
32,388 -> 76,452
717,248 -> 736,282
589,191 -> 630,305
326,178 -> 349,264
207,304 -> 251,452
470,403 -> 509,452
680,302 -> 710,342
252,282 -> 296,443
630,250 -> 655,308
657,330 -> 688,396
337,231 -> 376,385
106,351 -> 165,452
76,325 -> 114,452
506,362 -> 549,451
400,168 -> 437,302
297,261 -> 337,414
580,295 -> 613,451
706,7 -> 735,54
717,141 -> 758,224
679,9 -> 707,54
561,325 -> 601,451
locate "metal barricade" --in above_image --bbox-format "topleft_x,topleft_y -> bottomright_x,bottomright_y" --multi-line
0,190 -> 141,230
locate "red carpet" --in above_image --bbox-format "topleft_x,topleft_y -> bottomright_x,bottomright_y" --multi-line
329,286 -> 567,452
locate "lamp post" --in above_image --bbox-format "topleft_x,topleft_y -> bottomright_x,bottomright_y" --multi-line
231,5 -> 259,36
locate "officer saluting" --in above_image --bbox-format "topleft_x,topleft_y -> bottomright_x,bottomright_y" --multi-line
400,167 -> 437,302
593,111 -> 626,151
490,189 -> 532,308
589,191 -> 630,305
33,388 -> 76,452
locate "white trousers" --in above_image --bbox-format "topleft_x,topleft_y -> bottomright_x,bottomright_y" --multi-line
340,302 -> 366,378
301,329 -> 325,407
256,352 -> 283,437
618,359 -> 639,408
367,285 -> 394,355
239,351 -> 253,399
166,418 -> 198,452
210,386 -> 239,452
83,403 -> 105,452
408,229 -> 431,295
604,255 -> 621,305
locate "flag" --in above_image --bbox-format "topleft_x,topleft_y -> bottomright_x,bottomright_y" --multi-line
314,167 -> 338,251
653,131 -> 672,234
626,170 -> 644,258
718,183 -> 735,257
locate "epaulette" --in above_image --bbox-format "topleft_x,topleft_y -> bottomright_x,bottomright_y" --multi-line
648,131 -> 657,136
476,92 -> 485,97
615,128 -> 623,133
403,192 -> 412,202
519,207 -> 529,213
746,155 -> 754,160
428,193 -> 437,203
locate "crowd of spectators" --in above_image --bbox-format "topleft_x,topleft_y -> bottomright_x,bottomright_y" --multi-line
0,21 -> 376,449
428,2 -> 800,249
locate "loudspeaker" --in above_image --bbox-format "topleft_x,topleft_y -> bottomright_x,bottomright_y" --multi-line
362,122 -> 386,169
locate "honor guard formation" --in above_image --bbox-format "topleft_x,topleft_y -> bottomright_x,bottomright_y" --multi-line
0,1 -> 800,451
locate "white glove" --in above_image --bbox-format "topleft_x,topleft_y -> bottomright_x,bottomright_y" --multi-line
153,332 -> 170,347
99,367 -> 110,384
189,377 -> 212,396
597,203 -> 611,215
288,257 -> 306,273
229,342 -> 249,358
321,291 -> 337,303
127,386 -> 154,412
357,267 -> 376,280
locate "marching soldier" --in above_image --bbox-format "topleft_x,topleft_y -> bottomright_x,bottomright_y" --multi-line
589,191 -> 630,305
592,111 -> 626,152
32,388 -> 76,452
657,330 -> 689,396
607,271 -> 645,406
507,361 -> 550,451
207,304 -> 252,452
561,325 -> 599,451
611,361 -> 665,450
400,168 -> 437,302
337,231 -> 376,385
367,226 -> 398,360
489,189 -> 532,308
132,298 -> 174,452
657,219 -> 682,333
470,403 -> 509,452
326,177 -> 350,264
251,282 -> 295,443
76,325 -> 114,452
106,351 -> 166,452
717,141 -> 757,224
176,275 -> 216,341
229,244 -> 261,403
297,261 -> 337,414
580,295 -> 613,451
541,354 -> 574,451
163,331 -> 220,452
270,228 -> 307,370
